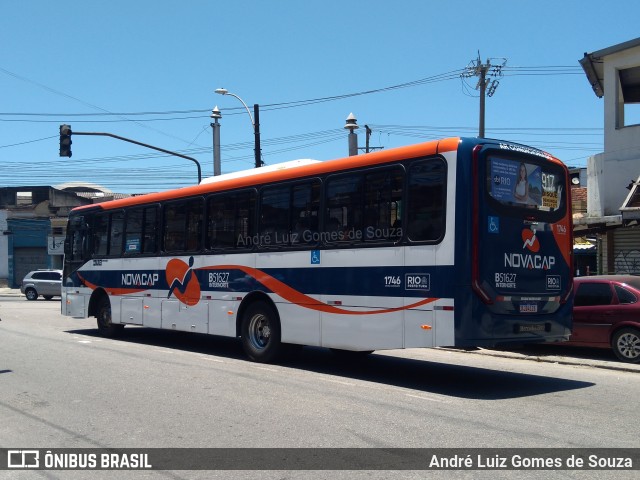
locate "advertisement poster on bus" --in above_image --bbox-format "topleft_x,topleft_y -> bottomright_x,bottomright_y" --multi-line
491,158 -> 563,211
490,158 -> 543,207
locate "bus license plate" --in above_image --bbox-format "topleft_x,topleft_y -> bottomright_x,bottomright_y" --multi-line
518,324 -> 545,333
519,304 -> 538,313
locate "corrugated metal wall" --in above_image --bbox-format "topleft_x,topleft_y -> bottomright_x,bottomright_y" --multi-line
612,227 -> 640,275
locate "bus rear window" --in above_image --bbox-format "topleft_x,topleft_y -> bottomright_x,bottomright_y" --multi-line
487,156 -> 565,213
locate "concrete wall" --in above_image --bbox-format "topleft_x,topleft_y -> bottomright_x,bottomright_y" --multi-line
588,45 -> 640,217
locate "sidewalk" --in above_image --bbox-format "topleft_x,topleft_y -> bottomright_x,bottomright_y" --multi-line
0,288 -> 22,297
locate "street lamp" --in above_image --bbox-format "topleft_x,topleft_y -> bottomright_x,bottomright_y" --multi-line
215,88 -> 263,168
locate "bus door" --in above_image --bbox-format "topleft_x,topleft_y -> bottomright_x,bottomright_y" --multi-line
63,214 -> 91,317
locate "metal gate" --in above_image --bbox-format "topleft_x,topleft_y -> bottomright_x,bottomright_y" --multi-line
612,228 -> 640,275
13,247 -> 47,287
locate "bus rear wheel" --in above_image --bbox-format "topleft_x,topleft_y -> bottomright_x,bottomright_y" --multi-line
96,298 -> 124,338
241,301 -> 282,363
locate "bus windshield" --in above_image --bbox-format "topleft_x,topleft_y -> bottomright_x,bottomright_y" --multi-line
487,155 -> 565,217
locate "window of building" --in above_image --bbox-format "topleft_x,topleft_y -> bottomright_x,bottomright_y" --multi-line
617,66 -> 640,128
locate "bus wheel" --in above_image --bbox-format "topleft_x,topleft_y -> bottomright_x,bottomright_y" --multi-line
96,298 -> 124,338
241,301 -> 282,363
612,327 -> 640,363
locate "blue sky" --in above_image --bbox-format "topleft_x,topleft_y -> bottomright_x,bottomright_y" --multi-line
2,0 -> 639,193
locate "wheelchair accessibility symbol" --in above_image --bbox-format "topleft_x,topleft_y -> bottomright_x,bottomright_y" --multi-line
488,216 -> 500,234
311,250 -> 321,264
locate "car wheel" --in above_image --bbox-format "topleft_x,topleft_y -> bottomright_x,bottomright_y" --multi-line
241,301 -> 282,363
612,327 -> 640,363
96,298 -> 124,337
25,288 -> 38,301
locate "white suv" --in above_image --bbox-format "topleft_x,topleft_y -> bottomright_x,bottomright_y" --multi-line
20,269 -> 63,301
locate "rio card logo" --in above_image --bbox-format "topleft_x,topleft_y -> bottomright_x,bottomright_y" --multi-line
504,227 -> 556,270
166,257 -> 200,306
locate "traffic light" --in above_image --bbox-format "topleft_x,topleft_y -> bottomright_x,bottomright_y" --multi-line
59,124 -> 72,157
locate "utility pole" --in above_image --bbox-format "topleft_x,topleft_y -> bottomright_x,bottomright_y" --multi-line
462,53 -> 506,138
210,106 -> 222,176
359,125 -> 384,154
254,104 -> 263,168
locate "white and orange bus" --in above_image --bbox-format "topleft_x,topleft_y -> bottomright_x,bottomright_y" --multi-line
62,137 -> 573,362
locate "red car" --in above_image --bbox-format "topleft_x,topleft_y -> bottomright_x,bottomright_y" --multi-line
570,275 -> 640,363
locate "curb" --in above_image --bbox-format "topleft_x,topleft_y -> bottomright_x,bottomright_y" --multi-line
438,347 -> 640,374
0,290 -> 22,297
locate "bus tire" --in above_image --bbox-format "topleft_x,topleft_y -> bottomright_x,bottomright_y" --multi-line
241,301 -> 282,363
612,327 -> 640,363
96,298 -> 124,338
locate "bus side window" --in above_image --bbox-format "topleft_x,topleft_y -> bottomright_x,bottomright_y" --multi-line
206,190 -> 256,251
185,199 -> 203,252
124,207 -> 143,255
163,203 -> 186,252
363,167 -> 404,241
142,206 -> 158,254
407,159 -> 446,242
93,213 -> 109,257
110,211 -> 125,256
292,181 -> 320,245
324,173 -> 361,244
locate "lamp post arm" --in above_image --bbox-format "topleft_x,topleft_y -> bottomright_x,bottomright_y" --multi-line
225,92 -> 255,127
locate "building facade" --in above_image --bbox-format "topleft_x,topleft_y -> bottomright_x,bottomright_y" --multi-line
0,187 -> 91,287
579,37 -> 640,274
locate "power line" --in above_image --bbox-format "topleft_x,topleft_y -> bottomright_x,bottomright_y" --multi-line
0,64 -> 585,120
0,135 -> 56,149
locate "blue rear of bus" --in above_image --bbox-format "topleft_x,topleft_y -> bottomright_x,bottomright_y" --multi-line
454,138 -> 573,347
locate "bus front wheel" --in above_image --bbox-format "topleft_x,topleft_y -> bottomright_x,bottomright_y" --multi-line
241,301 -> 282,363
96,298 -> 124,338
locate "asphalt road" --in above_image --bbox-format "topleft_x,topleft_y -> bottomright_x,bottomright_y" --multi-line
0,298 -> 638,480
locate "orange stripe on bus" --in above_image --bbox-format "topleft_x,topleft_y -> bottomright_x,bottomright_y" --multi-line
200,265 -> 439,315
77,266 -> 440,315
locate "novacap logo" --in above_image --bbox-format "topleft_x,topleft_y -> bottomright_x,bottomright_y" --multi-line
521,228 -> 540,253
504,227 -> 555,270
165,257 -> 200,306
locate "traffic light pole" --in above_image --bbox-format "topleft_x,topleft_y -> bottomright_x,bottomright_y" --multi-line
71,131 -> 202,184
